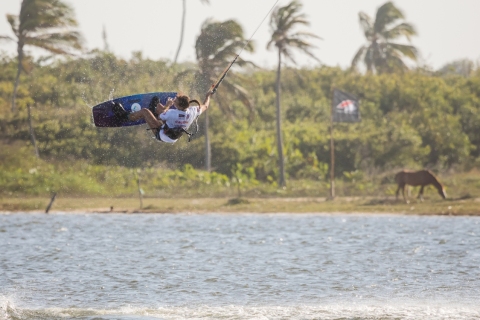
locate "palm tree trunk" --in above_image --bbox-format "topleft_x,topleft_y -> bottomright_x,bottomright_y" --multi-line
136,172 -> 143,209
27,103 -> 40,158
12,44 -> 24,112
173,0 -> 186,64
275,49 -> 286,187
204,110 -> 211,171
329,89 -> 335,199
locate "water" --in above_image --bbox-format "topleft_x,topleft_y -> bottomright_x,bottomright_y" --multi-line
1,213 -> 479,319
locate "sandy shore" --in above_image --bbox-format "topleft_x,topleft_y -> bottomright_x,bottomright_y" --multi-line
1,196 -> 480,216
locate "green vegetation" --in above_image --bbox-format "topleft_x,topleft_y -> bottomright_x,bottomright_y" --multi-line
1,51 -> 480,204
2,140 -> 480,208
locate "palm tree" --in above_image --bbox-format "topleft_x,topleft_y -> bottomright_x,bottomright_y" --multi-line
173,0 -> 210,64
185,18 -> 254,171
1,0 -> 83,112
351,1 -> 418,73
267,0 -> 320,187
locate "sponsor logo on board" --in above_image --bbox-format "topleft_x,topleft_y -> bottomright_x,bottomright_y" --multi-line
131,103 -> 141,112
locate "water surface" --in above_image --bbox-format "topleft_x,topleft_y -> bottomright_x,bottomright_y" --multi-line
1,213 -> 479,319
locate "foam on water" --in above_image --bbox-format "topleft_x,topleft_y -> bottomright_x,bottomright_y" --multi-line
2,299 -> 480,320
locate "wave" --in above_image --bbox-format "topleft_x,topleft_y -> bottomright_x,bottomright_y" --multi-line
2,299 -> 480,320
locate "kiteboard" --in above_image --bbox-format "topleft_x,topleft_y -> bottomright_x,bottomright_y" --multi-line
92,92 -> 177,127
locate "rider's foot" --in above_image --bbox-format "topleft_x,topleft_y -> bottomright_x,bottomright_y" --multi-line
112,102 -> 130,122
148,96 -> 160,118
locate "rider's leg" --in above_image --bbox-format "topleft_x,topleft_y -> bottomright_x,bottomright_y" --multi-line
112,103 -> 163,133
128,108 -> 164,131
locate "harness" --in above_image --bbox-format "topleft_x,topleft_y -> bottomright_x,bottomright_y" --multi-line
161,117 -> 199,142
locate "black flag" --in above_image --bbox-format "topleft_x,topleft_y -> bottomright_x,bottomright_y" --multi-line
332,89 -> 360,123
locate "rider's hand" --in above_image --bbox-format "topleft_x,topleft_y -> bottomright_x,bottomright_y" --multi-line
165,97 -> 174,107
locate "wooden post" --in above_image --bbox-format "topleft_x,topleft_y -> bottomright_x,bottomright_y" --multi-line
45,192 -> 57,214
329,88 -> 335,199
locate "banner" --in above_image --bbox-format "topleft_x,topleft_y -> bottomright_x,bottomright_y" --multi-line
332,89 -> 360,123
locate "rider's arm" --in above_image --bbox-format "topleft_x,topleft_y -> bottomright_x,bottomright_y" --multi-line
199,91 -> 213,114
155,103 -> 168,115
156,97 -> 175,115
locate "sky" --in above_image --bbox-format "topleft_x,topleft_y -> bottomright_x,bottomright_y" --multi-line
1,0 -> 480,70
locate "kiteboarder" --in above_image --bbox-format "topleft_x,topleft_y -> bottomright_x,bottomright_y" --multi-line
112,90 -> 212,143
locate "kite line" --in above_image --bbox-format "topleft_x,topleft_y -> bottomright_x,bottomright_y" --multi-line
210,0 -> 280,94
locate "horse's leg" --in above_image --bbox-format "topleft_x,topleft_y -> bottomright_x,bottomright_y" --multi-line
417,185 -> 424,202
401,184 -> 408,203
395,184 -> 401,200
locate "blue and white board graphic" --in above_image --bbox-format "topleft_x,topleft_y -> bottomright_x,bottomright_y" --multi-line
92,92 -> 177,127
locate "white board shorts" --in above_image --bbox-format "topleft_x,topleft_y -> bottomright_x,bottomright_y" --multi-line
155,127 -> 177,144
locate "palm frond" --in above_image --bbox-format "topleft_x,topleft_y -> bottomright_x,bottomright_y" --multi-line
284,38 -> 320,62
220,80 -> 254,118
23,41 -> 69,54
266,38 -> 276,50
207,40 -> 250,62
351,45 -> 367,70
0,35 -> 15,42
354,1 -> 418,74
358,12 -> 374,40
268,0 -> 319,66
276,1 -> 302,29
6,14 -> 19,37
234,57 -> 258,68
281,47 -> 297,65
25,30 -> 83,53
283,15 -> 310,32
290,31 -> 322,41
386,42 -> 419,60
382,22 -> 417,41
196,19 -> 249,61
20,0 -> 78,33
373,1 -> 404,34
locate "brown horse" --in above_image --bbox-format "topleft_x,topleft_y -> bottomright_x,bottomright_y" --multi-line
395,170 -> 447,202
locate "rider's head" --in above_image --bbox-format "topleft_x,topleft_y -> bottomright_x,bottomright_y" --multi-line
175,94 -> 200,111
176,95 -> 190,110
